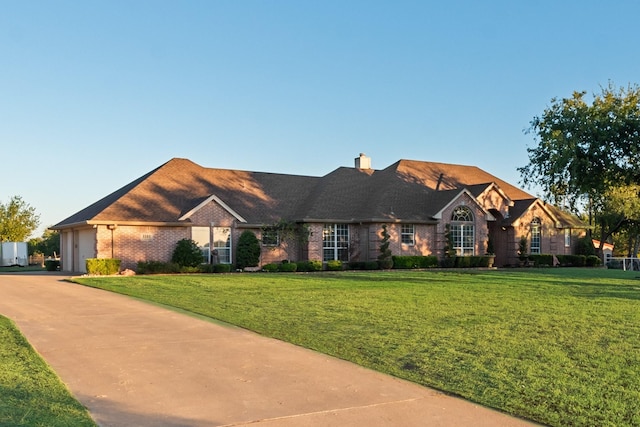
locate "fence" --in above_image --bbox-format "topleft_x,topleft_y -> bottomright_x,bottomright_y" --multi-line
609,257 -> 640,271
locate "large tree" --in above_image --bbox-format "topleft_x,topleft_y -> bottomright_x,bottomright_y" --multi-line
28,229 -> 60,257
519,83 -> 640,255
0,196 -> 40,242
519,82 -> 640,210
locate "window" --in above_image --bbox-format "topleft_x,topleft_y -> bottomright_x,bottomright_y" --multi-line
450,206 -> 474,256
401,224 -> 415,245
531,218 -> 541,254
323,224 -> 349,261
261,228 -> 279,246
564,229 -> 571,247
192,227 -> 210,263
212,227 -> 232,264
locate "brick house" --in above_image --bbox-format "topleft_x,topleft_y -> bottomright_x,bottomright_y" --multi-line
52,154 -> 587,272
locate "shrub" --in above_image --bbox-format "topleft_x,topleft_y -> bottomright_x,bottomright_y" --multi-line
172,239 -> 204,267
297,260 -> 323,272
136,261 -> 180,274
278,262 -> 298,272
326,260 -> 343,271
440,256 -> 456,268
236,231 -> 261,270
392,256 -> 438,269
455,256 -> 472,268
529,254 -> 554,267
364,261 -> 380,270
86,258 -> 121,275
556,254 -> 586,267
44,259 -> 60,271
262,263 -> 279,272
378,224 -> 393,269
213,264 -> 232,273
586,255 -> 602,267
575,235 -> 596,256
198,263 -> 215,273
347,261 -> 367,270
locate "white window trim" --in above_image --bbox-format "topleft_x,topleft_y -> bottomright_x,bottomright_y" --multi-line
401,224 -> 415,245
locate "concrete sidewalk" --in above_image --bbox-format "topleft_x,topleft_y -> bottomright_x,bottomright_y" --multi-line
0,273 -> 539,427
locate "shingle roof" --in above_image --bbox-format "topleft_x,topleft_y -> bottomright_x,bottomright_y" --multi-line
53,157 -> 584,228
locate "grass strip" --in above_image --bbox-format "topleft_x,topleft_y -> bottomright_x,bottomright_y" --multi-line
0,315 -> 96,427
74,268 -> 640,427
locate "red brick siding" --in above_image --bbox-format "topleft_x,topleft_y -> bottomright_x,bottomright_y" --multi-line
101,225 -> 189,270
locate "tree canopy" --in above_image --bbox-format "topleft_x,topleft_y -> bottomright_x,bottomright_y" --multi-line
0,196 -> 40,242
519,82 -> 640,211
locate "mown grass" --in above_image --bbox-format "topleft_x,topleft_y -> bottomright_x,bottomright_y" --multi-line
73,268 -> 640,427
0,315 -> 96,427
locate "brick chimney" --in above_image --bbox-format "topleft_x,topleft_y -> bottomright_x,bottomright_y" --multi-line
355,153 -> 371,169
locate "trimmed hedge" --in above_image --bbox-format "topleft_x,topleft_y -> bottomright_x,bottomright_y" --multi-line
556,254 -> 586,267
86,258 -> 121,275
262,263 -> 279,272
213,264 -> 232,273
392,255 -> 438,269
137,261 -> 181,274
347,261 -> 380,270
136,260 -> 232,274
278,262 -> 298,272
297,260 -> 323,272
529,254 -> 554,267
456,256 -> 494,268
586,255 -> 602,267
326,260 -> 343,271
527,254 -> 602,268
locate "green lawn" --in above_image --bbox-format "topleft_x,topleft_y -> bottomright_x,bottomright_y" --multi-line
0,315 -> 96,427
73,268 -> 640,427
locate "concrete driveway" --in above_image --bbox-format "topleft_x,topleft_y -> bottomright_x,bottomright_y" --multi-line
0,273 -> 539,426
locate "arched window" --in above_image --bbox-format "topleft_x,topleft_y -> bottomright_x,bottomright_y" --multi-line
530,218 -> 541,254
450,206 -> 474,256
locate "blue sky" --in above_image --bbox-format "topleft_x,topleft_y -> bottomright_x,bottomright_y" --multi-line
2,1 -> 639,237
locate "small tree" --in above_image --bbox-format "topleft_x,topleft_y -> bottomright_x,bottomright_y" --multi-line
518,236 -> 529,261
378,224 -> 393,269
172,239 -> 203,267
236,231 -> 261,270
0,196 -> 40,242
442,224 -> 457,267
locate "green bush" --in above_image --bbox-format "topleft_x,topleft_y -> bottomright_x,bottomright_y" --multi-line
278,262 -> 298,272
347,261 -> 367,270
86,258 -> 120,275
364,261 -> 380,270
392,256 -> 438,269
236,231 -> 261,270
44,259 -> 60,271
529,254 -> 554,267
171,239 -> 204,267
575,235 -> 596,256
326,260 -> 343,271
440,257 -> 456,268
455,256 -> 471,268
297,260 -> 323,272
586,255 -> 602,267
262,263 -> 279,272
136,261 -> 181,274
556,254 -> 586,267
213,264 -> 232,273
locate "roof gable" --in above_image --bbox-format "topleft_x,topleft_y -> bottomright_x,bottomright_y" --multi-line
53,156 -> 584,229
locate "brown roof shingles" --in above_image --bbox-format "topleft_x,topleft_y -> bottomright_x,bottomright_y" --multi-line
54,157 -> 585,229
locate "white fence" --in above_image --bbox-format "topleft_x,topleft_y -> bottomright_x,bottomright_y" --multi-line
609,257 -> 640,271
